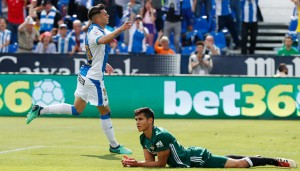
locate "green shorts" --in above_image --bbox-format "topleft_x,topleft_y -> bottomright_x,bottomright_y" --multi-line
189,147 -> 228,168
203,154 -> 228,168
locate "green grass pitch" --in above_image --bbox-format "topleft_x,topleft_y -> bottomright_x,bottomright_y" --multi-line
0,117 -> 299,171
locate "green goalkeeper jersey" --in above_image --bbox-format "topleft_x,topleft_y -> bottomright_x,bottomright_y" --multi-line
139,126 -> 212,168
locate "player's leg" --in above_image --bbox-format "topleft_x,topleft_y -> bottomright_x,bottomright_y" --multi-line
87,79 -> 131,154
224,158 -> 249,168
225,155 -> 297,168
26,97 -> 86,124
97,105 -> 132,154
26,74 -> 87,124
197,150 -> 248,168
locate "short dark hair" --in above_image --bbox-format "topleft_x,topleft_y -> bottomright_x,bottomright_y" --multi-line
88,4 -> 105,20
285,35 -> 293,41
134,107 -> 155,124
196,41 -> 205,47
278,63 -> 288,72
42,0 -> 52,6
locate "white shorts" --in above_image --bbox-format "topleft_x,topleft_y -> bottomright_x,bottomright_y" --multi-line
74,74 -> 109,106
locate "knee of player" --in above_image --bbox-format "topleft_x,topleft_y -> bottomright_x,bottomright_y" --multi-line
236,159 -> 249,168
71,105 -> 82,116
226,159 -> 249,168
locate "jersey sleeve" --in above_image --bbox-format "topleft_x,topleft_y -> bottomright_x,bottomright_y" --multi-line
155,132 -> 175,152
88,28 -> 103,46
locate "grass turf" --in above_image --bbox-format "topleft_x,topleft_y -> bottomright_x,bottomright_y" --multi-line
0,117 -> 299,171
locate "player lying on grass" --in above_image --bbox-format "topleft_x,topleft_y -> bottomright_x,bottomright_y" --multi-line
121,107 -> 297,168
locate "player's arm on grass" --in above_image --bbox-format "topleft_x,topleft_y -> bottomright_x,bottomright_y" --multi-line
122,149 -> 169,167
97,21 -> 132,44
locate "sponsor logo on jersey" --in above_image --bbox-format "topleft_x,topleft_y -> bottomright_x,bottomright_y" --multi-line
156,141 -> 164,148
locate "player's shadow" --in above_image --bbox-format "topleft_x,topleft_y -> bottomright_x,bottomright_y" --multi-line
82,154 -> 121,160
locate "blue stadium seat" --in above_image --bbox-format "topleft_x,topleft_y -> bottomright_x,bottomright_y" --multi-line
8,43 -> 18,53
210,31 -> 226,49
181,45 -> 196,55
146,45 -> 155,54
194,16 -> 210,35
118,43 -> 128,53
169,44 -> 177,53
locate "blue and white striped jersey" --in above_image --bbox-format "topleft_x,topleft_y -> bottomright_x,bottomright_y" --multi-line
80,24 -> 108,81
53,34 -> 73,53
68,30 -> 86,52
241,0 -> 258,23
0,29 -> 11,53
40,6 -> 57,32
215,0 -> 232,16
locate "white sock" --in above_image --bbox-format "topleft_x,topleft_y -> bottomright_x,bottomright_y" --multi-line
40,103 -> 73,115
101,117 -> 119,148
243,157 -> 254,167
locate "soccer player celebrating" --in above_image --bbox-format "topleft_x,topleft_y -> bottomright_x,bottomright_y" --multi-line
26,4 -> 132,154
121,107 -> 297,168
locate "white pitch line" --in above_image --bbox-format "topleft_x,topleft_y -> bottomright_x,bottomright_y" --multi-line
0,146 -> 44,154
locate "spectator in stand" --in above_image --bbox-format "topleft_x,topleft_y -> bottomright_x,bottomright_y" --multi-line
128,15 -> 149,53
35,31 -> 57,53
109,39 -> 120,54
141,0 -> 156,46
215,0 -> 240,49
69,20 -> 86,55
274,63 -> 288,77
52,23 -> 73,54
67,0 -> 89,22
277,36 -> 299,56
204,35 -> 220,55
28,0 -> 41,32
0,17 -> 11,53
115,0 -> 130,22
181,0 -> 194,33
31,0 -> 58,13
4,0 -> 27,44
151,0 -> 163,32
241,0 -> 259,54
122,0 -> 142,45
291,0 -> 300,52
181,25 -> 199,47
94,0 -> 118,28
39,0 -> 63,34
230,0 -> 241,34
162,0 -> 182,53
17,16 -> 40,53
193,0 -> 212,18
188,41 -> 213,75
154,30 -> 175,55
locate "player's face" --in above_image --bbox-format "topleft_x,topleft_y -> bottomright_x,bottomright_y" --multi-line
98,10 -> 109,25
196,45 -> 204,54
285,38 -> 292,47
59,28 -> 67,35
135,114 -> 152,132
43,35 -> 51,44
161,40 -> 169,49
0,20 -> 6,31
73,23 -> 81,33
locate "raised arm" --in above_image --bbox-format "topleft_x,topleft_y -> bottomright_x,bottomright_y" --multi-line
97,21 -> 132,44
291,0 -> 300,6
